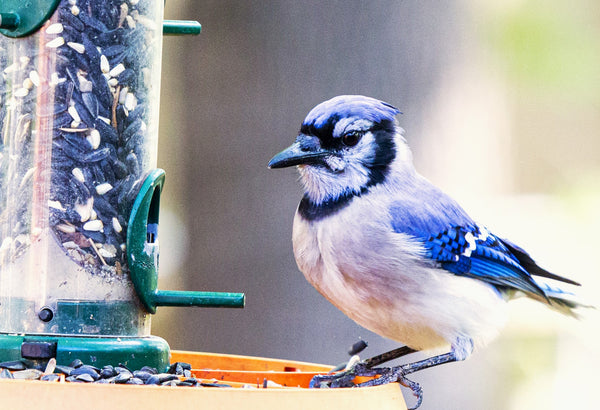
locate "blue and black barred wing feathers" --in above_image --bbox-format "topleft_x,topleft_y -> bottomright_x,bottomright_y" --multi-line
423,225 -> 548,298
388,190 -> 580,302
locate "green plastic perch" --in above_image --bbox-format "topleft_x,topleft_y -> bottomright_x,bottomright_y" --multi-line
127,169 -> 245,314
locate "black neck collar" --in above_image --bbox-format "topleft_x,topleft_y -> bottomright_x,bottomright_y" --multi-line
297,186 -> 369,221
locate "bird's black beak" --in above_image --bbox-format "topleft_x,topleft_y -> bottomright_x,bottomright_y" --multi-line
268,140 -> 329,169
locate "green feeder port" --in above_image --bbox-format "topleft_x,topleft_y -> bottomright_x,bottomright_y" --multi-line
127,169 -> 244,315
0,0 -> 61,38
0,0 -> 242,372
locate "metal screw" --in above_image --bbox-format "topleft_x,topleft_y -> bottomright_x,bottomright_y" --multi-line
38,307 -> 54,322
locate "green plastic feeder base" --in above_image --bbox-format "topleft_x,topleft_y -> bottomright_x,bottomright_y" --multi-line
0,334 -> 170,371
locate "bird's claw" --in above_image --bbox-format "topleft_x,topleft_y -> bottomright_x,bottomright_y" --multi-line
397,373 -> 423,410
309,361 -> 370,388
355,365 -> 423,410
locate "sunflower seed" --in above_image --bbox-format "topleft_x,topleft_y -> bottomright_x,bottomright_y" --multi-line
29,71 -> 40,87
95,183 -> 113,195
83,220 -> 104,232
86,129 -> 101,149
46,37 -> 65,48
100,55 -> 110,74
46,23 -> 64,34
13,88 -> 29,97
67,41 -> 85,54
72,167 -> 85,183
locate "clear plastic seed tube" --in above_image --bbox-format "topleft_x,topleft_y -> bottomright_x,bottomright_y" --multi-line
0,0 -> 163,336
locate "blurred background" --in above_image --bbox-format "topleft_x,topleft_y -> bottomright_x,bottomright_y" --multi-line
155,1 -> 599,409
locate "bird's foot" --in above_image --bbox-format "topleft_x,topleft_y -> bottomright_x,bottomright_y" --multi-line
310,361 -> 423,409
310,340 -> 470,409
309,356 -> 370,388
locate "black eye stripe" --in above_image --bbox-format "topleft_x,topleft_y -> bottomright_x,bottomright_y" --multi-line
300,118 -> 395,151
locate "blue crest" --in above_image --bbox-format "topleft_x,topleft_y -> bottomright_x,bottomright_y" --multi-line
302,95 -> 401,133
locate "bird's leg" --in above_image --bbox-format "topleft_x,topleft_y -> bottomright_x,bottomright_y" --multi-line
356,338 -> 474,409
363,345 -> 418,368
397,337 -> 474,377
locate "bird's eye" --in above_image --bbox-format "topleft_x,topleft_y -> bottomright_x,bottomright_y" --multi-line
342,131 -> 362,147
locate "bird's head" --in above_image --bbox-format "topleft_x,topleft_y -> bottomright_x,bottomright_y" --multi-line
268,95 -> 411,205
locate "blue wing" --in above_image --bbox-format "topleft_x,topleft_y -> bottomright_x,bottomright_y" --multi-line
388,186 -> 548,298
423,224 -> 546,297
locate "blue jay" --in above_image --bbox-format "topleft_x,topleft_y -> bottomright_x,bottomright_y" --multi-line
268,95 -> 583,407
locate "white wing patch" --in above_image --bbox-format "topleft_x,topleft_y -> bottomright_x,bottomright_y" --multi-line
462,232 -> 477,257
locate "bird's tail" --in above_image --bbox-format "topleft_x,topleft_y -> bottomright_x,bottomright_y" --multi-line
500,238 -> 591,317
529,278 -> 591,318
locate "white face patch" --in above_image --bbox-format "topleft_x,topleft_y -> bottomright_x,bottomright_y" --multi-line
297,128 -> 381,205
324,155 -> 346,172
298,159 -> 371,205
333,118 -> 374,138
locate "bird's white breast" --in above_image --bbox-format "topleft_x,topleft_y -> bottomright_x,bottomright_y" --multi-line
292,190 -> 508,351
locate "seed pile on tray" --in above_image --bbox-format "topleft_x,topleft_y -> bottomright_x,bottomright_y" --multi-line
0,0 -> 160,277
0,359 -> 235,387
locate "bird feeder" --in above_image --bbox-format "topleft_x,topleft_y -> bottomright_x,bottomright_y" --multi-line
0,1 -> 407,408
0,0 -> 241,370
